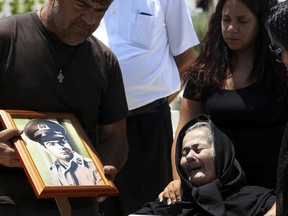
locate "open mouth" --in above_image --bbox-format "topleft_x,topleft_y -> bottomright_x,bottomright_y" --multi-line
191,167 -> 202,171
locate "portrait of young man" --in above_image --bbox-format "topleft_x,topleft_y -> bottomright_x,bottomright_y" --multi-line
24,119 -> 104,186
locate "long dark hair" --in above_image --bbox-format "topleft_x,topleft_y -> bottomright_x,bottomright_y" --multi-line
184,0 -> 286,100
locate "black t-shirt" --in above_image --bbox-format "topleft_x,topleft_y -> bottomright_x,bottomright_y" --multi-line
0,12 -> 128,207
184,81 -> 288,189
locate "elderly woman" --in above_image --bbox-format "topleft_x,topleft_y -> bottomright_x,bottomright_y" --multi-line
134,114 -> 275,215
266,1 -> 288,215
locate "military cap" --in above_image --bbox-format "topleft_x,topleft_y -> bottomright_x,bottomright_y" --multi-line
24,119 -> 66,145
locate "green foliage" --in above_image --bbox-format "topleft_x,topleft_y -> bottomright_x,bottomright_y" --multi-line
0,0 -> 6,13
9,0 -> 20,15
0,0 -> 45,16
191,11 -> 211,57
23,0 -> 37,13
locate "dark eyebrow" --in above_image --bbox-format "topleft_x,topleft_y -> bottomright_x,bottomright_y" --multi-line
75,0 -> 93,8
182,143 -> 200,150
91,0 -> 113,6
76,0 -> 110,12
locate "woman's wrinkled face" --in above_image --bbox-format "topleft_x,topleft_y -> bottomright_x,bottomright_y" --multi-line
180,127 -> 216,187
221,0 -> 259,52
48,0 -> 111,45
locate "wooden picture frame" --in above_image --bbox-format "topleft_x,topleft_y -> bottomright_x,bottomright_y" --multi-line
0,110 -> 118,198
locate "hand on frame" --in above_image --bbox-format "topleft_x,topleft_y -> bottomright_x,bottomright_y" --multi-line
96,165 -> 118,203
0,128 -> 22,168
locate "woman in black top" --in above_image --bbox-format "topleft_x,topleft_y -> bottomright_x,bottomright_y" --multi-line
170,0 -> 287,190
160,1 -> 287,214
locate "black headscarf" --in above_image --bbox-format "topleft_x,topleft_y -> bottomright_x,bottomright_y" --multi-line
135,114 -> 275,216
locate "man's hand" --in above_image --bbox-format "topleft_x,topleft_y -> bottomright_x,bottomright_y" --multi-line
103,165 -> 117,181
0,128 -> 22,167
158,179 -> 182,205
263,203 -> 276,216
97,165 -> 118,203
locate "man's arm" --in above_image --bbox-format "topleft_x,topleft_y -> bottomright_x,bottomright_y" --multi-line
174,47 -> 195,80
169,47 -> 195,103
97,118 -> 128,177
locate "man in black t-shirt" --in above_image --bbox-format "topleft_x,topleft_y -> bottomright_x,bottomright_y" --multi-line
0,0 -> 129,215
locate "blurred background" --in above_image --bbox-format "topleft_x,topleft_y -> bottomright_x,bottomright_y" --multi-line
1,0 -> 285,135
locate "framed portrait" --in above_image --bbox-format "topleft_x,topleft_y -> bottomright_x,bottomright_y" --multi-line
0,110 -> 118,198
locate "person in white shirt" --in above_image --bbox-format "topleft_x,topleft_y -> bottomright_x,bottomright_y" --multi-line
94,0 -> 199,215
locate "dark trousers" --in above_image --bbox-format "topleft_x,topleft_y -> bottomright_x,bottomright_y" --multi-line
0,204 -> 103,216
100,99 -> 173,216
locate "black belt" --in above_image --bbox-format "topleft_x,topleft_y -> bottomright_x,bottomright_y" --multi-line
129,98 -> 167,116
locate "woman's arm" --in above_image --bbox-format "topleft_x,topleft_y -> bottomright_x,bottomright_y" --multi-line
158,98 -> 203,204
171,98 -> 203,179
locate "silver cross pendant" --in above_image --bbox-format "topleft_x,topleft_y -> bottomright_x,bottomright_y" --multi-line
57,70 -> 64,83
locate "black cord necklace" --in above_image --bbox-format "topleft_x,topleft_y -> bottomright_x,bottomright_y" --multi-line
48,39 -> 78,83
39,8 -> 78,83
